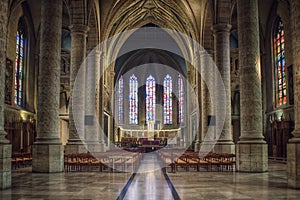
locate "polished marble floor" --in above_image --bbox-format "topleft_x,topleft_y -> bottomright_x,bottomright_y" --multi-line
123,152 -> 174,200
1,156 -> 300,200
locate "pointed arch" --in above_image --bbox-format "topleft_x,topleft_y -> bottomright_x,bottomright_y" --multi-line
164,74 -> 172,124
178,74 -> 184,124
146,75 -> 156,124
118,75 -> 124,124
273,17 -> 286,106
14,17 -> 27,107
129,74 -> 138,124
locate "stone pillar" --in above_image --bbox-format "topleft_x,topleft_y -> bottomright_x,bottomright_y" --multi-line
194,55 -> 201,152
98,52 -> 106,150
213,24 -> 235,154
0,0 -> 11,189
236,0 -> 267,172
109,70 -> 115,148
65,24 -> 89,154
200,49 -> 216,153
186,70 -> 192,147
85,50 -> 103,152
32,0 -> 63,173
287,0 -> 300,189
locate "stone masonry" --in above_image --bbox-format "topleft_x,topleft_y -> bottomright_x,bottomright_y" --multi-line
236,0 -> 268,172
287,0 -> 300,189
0,0 -> 11,189
32,0 -> 64,173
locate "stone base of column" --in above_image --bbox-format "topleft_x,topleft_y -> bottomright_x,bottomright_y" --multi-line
0,144 -> 11,189
213,142 -> 235,154
86,142 -> 106,153
180,142 -> 189,149
64,143 -> 87,154
287,142 -> 300,189
198,141 -> 216,152
236,143 -> 268,172
32,144 -> 63,173
194,142 -> 200,152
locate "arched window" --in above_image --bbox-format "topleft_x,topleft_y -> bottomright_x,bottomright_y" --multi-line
129,75 -> 138,124
146,75 -> 156,124
15,18 -> 27,107
273,17 -> 286,106
164,75 -> 172,124
61,29 -> 71,51
118,76 -> 124,124
178,74 -> 184,124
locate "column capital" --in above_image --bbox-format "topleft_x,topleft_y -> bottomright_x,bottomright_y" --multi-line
69,24 -> 90,35
0,131 -> 9,144
193,51 -> 200,62
199,48 -> 214,58
87,49 -> 101,59
212,23 -> 232,33
290,130 -> 300,142
94,49 -> 101,56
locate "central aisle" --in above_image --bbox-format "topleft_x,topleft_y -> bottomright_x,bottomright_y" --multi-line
122,152 -> 176,200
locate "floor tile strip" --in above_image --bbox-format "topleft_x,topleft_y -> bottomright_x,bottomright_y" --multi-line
116,172 -> 137,200
162,168 -> 181,200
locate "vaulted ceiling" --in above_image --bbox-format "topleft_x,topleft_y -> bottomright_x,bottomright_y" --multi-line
102,0 -> 200,41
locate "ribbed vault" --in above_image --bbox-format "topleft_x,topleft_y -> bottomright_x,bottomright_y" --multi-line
102,0 -> 200,66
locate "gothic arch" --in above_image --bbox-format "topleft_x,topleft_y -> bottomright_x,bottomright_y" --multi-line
87,5 -> 100,52
103,0 -> 198,40
101,0 -> 199,73
115,49 -> 184,82
263,0 -> 292,114
202,0 -> 214,51
6,0 -> 37,112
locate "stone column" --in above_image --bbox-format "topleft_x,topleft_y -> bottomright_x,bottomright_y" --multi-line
65,24 -> 89,154
108,70 -> 115,148
200,49 -> 216,153
213,24 -> 235,154
32,0 -> 63,173
194,54 -> 201,152
236,0 -> 267,172
98,52 -> 106,150
85,50 -> 103,152
0,0 -> 11,189
186,70 -> 192,146
287,0 -> 300,189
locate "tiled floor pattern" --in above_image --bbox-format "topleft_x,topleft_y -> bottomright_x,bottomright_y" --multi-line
1,158 -> 300,200
123,152 -> 174,200
168,161 -> 300,200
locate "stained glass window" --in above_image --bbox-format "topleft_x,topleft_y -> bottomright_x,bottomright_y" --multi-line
15,19 -> 26,107
178,74 -> 184,124
118,76 -> 124,124
274,17 -> 286,106
61,29 -> 71,51
146,75 -> 156,124
129,75 -> 138,124
164,75 -> 172,124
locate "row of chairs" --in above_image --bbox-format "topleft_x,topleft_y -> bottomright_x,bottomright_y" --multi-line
158,150 -> 236,172
64,151 -> 142,172
11,152 -> 32,169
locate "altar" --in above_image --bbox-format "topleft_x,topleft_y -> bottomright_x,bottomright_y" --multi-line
140,139 -> 164,152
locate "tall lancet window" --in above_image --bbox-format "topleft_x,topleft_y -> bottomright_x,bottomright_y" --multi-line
164,75 -> 172,124
178,74 -> 184,124
118,76 -> 124,124
146,75 -> 156,124
274,17 -> 286,106
15,18 -> 27,107
129,75 -> 138,124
